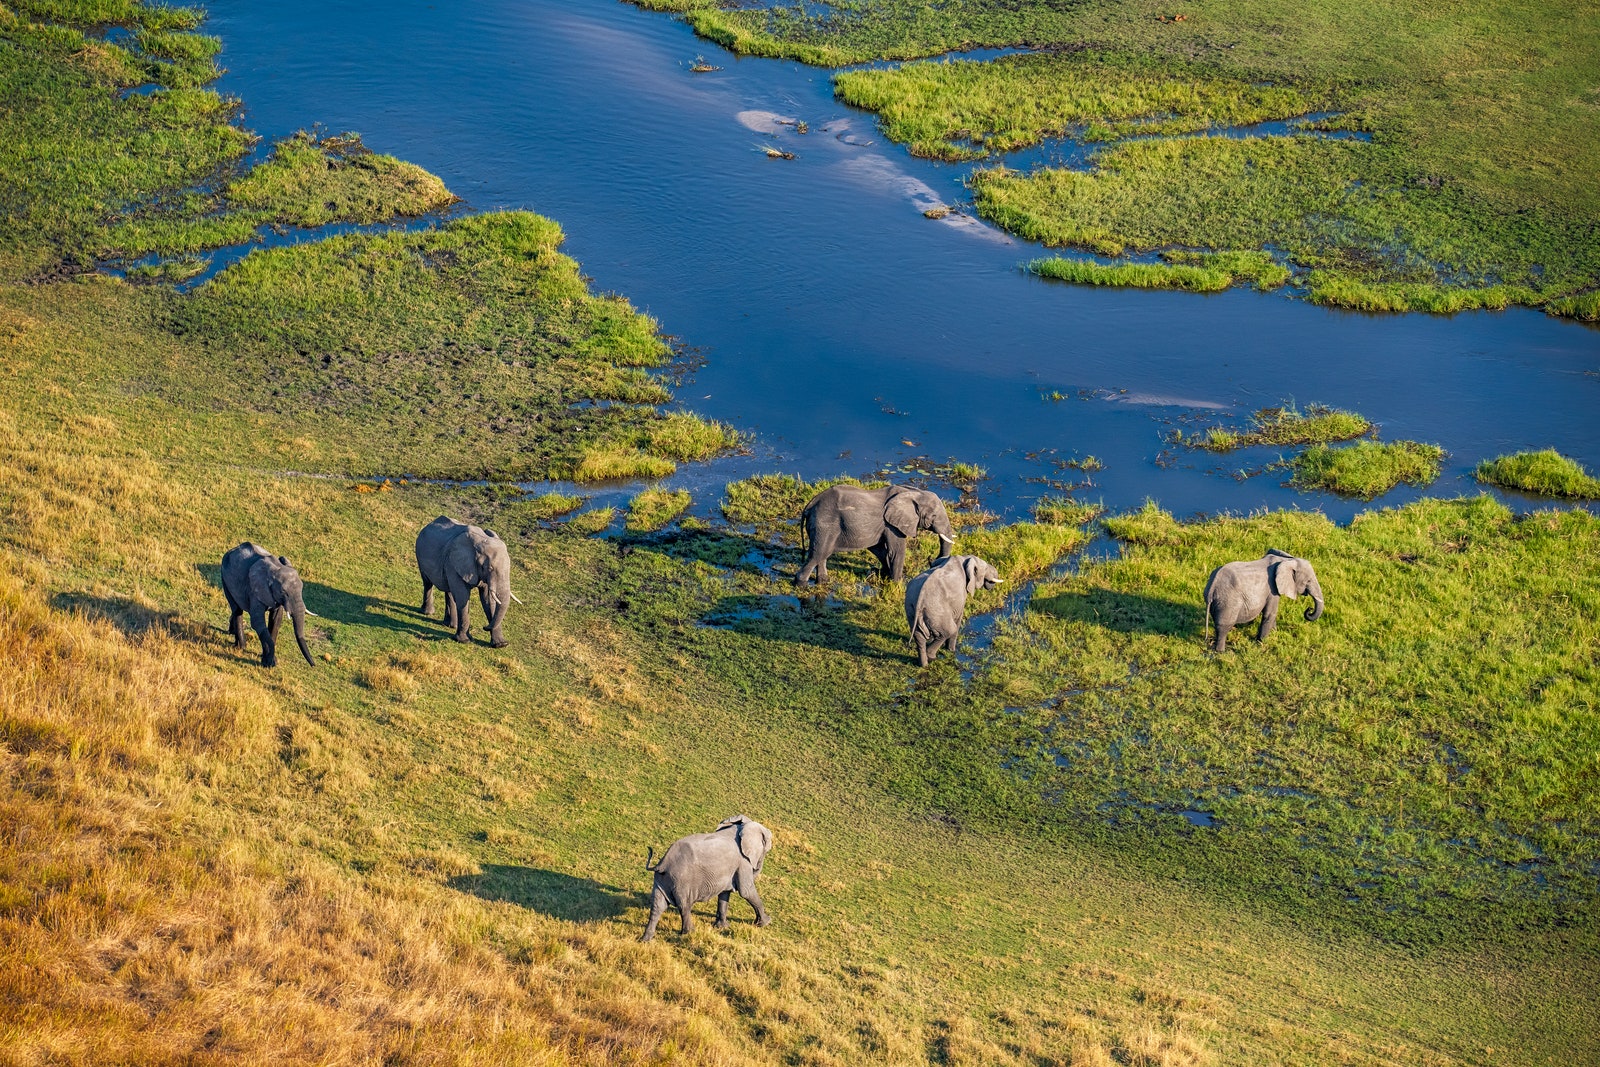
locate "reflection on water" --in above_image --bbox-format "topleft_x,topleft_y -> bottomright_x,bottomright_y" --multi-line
203,0 -> 1599,521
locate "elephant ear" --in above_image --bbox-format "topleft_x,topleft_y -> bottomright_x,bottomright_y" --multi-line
962,556 -> 984,595
1269,558 -> 1300,599
883,492 -> 918,538
717,815 -> 756,864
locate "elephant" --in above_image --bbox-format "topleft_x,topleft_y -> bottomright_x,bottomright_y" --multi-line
641,815 -> 772,941
904,554 -> 1002,667
1203,548 -> 1324,652
415,516 -> 513,647
220,542 -> 316,668
795,484 -> 955,585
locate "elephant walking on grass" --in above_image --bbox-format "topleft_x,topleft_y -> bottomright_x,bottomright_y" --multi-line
905,554 -> 1002,667
1204,549 -> 1324,652
415,516 -> 513,647
220,542 -> 316,668
641,815 -> 772,941
796,484 -> 954,585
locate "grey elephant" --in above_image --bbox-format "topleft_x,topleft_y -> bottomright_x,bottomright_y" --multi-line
220,542 -> 316,668
1203,548 -> 1324,652
904,554 -> 1002,667
415,516 -> 513,647
795,483 -> 955,585
641,815 -> 772,941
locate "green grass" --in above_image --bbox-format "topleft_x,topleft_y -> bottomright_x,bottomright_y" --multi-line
1476,450 -> 1600,500
883,497 -> 1600,945
833,51 -> 1329,160
652,0 -> 1600,308
626,488 -> 692,532
1186,402 -> 1373,452
1292,439 -> 1446,498
1029,250 -> 1293,293
1033,497 -> 1105,526
1546,290 -> 1600,322
719,473 -> 881,532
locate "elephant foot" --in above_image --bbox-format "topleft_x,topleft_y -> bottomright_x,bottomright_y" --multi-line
489,637 -> 508,649
713,920 -> 730,930
640,931 -> 656,943
453,632 -> 472,644
755,914 -> 772,928
260,656 -> 277,668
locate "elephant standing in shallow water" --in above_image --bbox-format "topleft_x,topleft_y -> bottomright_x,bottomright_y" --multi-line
641,815 -> 772,941
795,484 -> 954,585
1204,549 -> 1324,652
415,516 -> 512,647
905,554 -> 1003,667
220,542 -> 316,668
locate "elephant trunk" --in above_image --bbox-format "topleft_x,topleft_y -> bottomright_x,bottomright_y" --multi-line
487,570 -> 510,646
291,603 -> 316,666
932,515 -> 955,559
1304,579 -> 1324,622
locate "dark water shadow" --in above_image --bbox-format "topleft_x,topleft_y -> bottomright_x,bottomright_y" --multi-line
627,527 -> 804,578
1030,588 -> 1199,637
448,865 -> 643,922
702,593 -> 905,660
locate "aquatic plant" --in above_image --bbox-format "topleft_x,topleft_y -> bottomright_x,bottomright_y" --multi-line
1476,449 -> 1600,500
1291,439 -> 1444,498
626,488 -> 693,532
1186,403 -> 1372,452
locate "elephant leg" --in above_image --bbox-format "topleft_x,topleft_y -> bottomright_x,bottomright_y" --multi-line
883,536 -> 907,581
447,574 -> 474,642
868,541 -> 890,578
916,636 -> 930,668
678,899 -> 694,936
737,876 -> 771,927
641,886 -> 669,942
223,589 -> 246,649
714,890 -> 733,929
1257,599 -> 1280,643
943,631 -> 959,656
250,606 -> 275,667
420,571 -> 434,617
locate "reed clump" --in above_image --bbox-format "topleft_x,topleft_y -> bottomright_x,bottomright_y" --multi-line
1290,439 -> 1444,498
1476,449 -> 1600,500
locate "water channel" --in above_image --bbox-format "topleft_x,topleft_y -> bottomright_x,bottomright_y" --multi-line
204,0 -> 1599,521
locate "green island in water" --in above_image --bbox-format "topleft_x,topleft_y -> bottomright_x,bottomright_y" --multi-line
647,0 -> 1600,316
1,2 -> 1597,1065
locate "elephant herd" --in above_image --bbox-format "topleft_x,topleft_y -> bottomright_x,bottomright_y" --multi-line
216,485 -> 1323,940
219,516 -> 514,668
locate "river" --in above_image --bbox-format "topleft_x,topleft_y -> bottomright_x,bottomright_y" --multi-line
204,0 -> 1599,521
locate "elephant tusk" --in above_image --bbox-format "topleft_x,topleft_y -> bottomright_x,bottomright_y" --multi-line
938,533 -> 956,545
509,591 -> 524,605
303,609 -> 320,617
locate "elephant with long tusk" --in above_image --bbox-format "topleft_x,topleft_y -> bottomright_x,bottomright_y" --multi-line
220,542 -> 316,668
795,483 -> 956,584
415,516 -> 513,647
1203,549 -> 1324,652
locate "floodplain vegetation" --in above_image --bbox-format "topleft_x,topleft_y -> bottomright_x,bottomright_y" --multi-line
1476,450 -> 1600,501
1181,403 -> 1372,453
3,2 -> 1600,1066
644,0 -> 1600,315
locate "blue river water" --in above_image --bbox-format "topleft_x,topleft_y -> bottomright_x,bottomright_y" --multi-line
203,0 -> 1599,521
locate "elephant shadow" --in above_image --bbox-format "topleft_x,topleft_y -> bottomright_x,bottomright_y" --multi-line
49,591 -> 209,641
1029,588 -> 1200,636
702,592 -> 905,660
192,563 -> 440,639
448,865 -> 644,923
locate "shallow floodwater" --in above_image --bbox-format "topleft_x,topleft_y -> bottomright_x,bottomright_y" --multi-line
205,0 -> 1598,520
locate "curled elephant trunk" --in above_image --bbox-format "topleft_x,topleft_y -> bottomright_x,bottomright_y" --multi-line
291,605 -> 315,666
1304,583 -> 1324,623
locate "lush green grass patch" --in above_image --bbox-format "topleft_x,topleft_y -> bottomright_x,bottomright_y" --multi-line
1305,273 -> 1539,314
1291,439 -> 1445,498
626,488 -> 692,532
833,51 -> 1329,160
1476,449 -> 1600,500
1032,496 -> 1104,526
1185,402 -> 1372,452
1547,290 -> 1600,322
720,473 -> 881,531
1028,257 -> 1231,292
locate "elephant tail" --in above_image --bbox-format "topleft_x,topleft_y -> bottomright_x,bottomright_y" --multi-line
1203,586 -> 1213,645
644,846 -> 663,872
